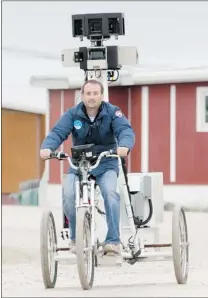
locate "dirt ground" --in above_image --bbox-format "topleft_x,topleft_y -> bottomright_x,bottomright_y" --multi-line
2,206 -> 208,297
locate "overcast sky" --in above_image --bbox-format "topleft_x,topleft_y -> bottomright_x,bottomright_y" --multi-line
3,1 -> 208,67
2,1 -> 208,109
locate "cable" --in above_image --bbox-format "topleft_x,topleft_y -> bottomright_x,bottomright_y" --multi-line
95,69 -> 102,78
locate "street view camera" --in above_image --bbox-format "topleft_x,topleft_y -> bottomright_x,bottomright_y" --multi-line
61,13 -> 138,83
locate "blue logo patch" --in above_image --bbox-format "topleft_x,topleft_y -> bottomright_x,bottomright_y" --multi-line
74,120 -> 82,130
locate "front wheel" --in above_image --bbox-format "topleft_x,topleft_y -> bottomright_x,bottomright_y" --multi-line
76,207 -> 95,290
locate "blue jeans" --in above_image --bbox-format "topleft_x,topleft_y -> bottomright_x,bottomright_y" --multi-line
62,170 -> 120,244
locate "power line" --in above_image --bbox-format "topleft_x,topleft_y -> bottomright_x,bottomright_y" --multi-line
2,46 -> 60,61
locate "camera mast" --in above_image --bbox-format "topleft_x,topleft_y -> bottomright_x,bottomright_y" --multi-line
61,13 -> 138,102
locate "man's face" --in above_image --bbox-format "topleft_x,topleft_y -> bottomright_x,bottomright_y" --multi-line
82,82 -> 103,109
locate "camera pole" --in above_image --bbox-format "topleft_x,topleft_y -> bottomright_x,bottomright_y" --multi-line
86,38 -> 109,102
87,70 -> 109,102
62,13 -> 138,104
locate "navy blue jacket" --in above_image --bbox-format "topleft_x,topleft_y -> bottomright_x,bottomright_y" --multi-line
41,101 -> 135,176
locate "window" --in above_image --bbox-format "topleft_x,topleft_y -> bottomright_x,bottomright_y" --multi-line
196,87 -> 208,132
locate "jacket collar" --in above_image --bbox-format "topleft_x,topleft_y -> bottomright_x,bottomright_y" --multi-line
76,101 -> 107,121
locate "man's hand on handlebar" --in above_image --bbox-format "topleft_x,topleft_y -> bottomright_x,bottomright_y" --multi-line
40,149 -> 68,160
40,149 -> 52,160
117,147 -> 130,157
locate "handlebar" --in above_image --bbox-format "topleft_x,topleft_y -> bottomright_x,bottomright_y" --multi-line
49,149 -> 119,171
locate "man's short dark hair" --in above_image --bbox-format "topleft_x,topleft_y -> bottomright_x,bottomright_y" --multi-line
81,79 -> 104,95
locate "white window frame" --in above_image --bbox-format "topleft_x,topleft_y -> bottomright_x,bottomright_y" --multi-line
196,87 -> 208,132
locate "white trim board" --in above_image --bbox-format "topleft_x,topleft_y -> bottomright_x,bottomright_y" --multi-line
141,86 -> 149,173
196,87 -> 208,132
170,85 -> 176,182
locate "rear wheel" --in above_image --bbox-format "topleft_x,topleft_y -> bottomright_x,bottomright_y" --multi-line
172,205 -> 189,284
76,207 -> 95,290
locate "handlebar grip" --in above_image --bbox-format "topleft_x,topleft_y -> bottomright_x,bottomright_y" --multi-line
109,149 -> 117,155
109,148 -> 130,156
50,151 -> 68,159
58,152 -> 68,159
50,152 -> 58,158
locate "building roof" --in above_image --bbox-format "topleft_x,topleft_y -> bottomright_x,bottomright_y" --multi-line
30,65 -> 208,90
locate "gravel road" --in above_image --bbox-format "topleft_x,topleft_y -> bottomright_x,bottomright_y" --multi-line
2,206 -> 208,297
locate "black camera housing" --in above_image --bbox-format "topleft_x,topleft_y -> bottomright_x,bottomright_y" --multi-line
74,46 -> 121,70
72,13 -> 125,39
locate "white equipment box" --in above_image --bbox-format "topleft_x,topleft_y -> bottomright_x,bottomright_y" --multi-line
120,172 -> 164,228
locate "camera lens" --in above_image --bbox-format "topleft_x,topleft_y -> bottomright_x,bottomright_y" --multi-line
89,48 -> 105,60
108,18 -> 119,34
88,19 -> 102,35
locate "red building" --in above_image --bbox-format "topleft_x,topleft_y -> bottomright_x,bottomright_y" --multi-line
31,66 -> 208,208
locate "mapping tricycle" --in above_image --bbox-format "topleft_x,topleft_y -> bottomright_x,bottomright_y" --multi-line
40,144 -> 189,290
